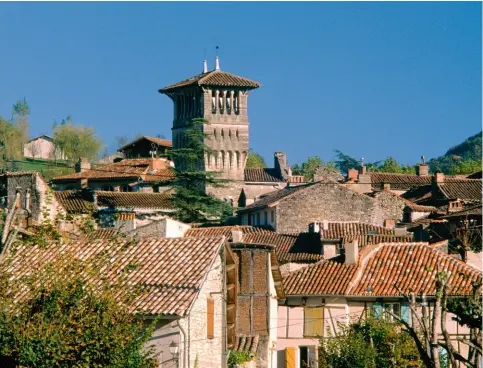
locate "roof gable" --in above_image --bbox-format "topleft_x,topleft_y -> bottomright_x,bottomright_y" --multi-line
159,70 -> 261,92
4,236 -> 226,316
118,136 -> 172,152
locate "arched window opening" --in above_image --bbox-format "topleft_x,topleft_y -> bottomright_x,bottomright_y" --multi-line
228,129 -> 232,139
236,151 -> 241,169
226,92 -> 231,113
228,151 -> 233,169
236,129 -> 239,139
219,91 -> 224,112
213,128 -> 217,139
220,150 -> 225,168
212,90 -> 216,113
221,129 -> 224,138
214,151 -> 218,168
120,184 -> 132,192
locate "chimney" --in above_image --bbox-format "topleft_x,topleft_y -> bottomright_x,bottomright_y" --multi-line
384,219 -> 395,229
383,183 -> 391,191
309,222 -> 320,233
322,220 -> 329,231
323,243 -> 338,260
347,168 -> 358,181
203,60 -> 208,73
344,239 -> 359,265
416,155 -> 429,176
359,165 -> 367,175
274,152 -> 289,179
231,229 -> 243,243
149,158 -> 168,171
434,172 -> 445,183
75,158 -> 91,173
215,56 -> 220,71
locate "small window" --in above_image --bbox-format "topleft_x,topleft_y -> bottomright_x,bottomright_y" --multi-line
264,211 -> 268,225
383,303 -> 400,322
256,213 -> 260,225
207,297 -> 215,339
271,210 -> 275,223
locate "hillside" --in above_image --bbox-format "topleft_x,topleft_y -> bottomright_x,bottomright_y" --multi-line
428,132 -> 482,174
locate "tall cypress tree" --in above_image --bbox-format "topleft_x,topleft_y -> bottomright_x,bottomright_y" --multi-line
169,118 -> 232,224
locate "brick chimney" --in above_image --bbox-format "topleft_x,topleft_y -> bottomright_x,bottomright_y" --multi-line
231,229 -> 243,243
383,183 -> 391,191
75,158 -> 91,173
274,152 -> 289,179
347,168 -> 358,181
434,172 -> 445,183
359,165 -> 367,175
149,158 -> 168,171
416,155 -> 429,176
384,219 -> 395,229
344,239 -> 359,265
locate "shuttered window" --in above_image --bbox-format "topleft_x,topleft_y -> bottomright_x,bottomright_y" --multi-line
304,307 -> 324,337
207,297 -> 214,339
285,347 -> 296,368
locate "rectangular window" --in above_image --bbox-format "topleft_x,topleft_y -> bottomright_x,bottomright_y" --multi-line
256,213 -> 260,225
264,211 -> 268,225
207,297 -> 215,339
383,303 -> 400,322
304,307 -> 324,337
271,210 -> 275,223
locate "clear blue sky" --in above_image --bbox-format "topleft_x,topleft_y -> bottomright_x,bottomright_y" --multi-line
0,2 -> 481,166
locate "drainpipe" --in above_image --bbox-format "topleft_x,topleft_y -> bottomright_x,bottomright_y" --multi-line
176,319 -> 187,368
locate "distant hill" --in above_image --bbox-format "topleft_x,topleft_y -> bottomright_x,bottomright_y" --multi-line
428,132 -> 482,174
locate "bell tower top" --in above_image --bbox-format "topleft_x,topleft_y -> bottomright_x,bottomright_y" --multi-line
159,60 -> 260,181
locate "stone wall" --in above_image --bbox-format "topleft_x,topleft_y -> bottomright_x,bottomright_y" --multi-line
179,251 -> 225,368
372,190 -> 406,224
276,183 -> 380,233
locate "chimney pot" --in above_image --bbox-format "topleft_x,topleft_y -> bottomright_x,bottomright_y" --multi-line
383,183 -> 391,190
309,222 -> 320,233
75,158 -> 91,173
344,239 -> 359,265
203,60 -> 208,73
434,172 -> 445,183
322,220 -> 329,231
359,165 -> 367,175
347,168 -> 358,181
215,56 -> 220,71
231,229 -> 243,243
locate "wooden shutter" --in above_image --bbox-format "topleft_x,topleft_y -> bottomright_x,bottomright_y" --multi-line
285,347 -> 296,368
401,302 -> 410,325
207,297 -> 214,339
304,308 -> 323,337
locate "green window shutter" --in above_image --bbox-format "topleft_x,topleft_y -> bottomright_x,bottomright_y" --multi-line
371,302 -> 383,318
401,302 -> 410,324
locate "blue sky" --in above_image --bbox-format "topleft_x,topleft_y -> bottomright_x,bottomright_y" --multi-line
0,2 -> 480,166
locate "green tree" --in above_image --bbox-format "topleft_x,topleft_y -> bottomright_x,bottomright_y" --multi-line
169,118 -> 232,223
371,157 -> 416,174
333,150 -> 363,174
245,149 -> 267,168
0,235 -> 157,367
0,116 -> 23,170
319,317 -> 421,368
12,98 -> 30,146
292,156 -> 338,181
53,117 -> 103,162
449,159 -> 482,175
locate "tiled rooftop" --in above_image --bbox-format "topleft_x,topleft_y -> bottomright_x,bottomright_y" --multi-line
118,136 -> 172,151
52,158 -> 174,182
244,168 -> 284,183
54,190 -> 175,213
437,180 -> 482,201
184,225 -> 270,241
318,222 -> 394,239
284,242 -> 481,297
4,236 -> 227,316
159,70 -> 260,92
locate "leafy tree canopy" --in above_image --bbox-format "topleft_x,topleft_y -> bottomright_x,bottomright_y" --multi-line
52,117 -> 104,162
333,151 -> 415,175
292,156 -> 337,181
245,149 -> 267,169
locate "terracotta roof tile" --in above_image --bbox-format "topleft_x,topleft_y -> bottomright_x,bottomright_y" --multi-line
319,222 -> 394,239
159,70 -> 260,92
184,225 -> 269,241
52,158 -> 174,182
84,228 -> 124,240
54,190 -> 174,212
442,204 -> 482,218
343,234 -> 414,247
4,236 -> 226,316
244,168 -> 284,183
283,242 -> 481,297
368,173 -> 432,190
118,136 -> 172,151
437,180 -> 482,201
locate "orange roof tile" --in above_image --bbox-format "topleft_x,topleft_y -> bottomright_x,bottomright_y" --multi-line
244,168 -> 284,183
159,70 -> 260,92
4,236 -> 227,316
283,242 -> 481,297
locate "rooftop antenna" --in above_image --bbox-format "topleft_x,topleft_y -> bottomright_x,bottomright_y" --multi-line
203,48 -> 207,73
215,46 -> 220,71
360,157 -> 364,166
421,155 -> 425,165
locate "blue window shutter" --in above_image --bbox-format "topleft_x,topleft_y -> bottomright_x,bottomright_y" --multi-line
401,302 -> 410,324
372,302 -> 383,318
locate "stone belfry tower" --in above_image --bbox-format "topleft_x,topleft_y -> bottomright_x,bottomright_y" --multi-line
159,57 -> 260,180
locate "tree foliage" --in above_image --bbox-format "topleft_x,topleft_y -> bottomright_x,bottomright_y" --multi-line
52,117 -> 103,162
333,150 -> 415,175
292,156 -> 337,181
169,118 -> 232,223
449,159 -> 482,175
319,317 -> 421,368
0,221 -> 157,367
12,98 -> 30,146
0,116 -> 23,164
245,149 -> 267,169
